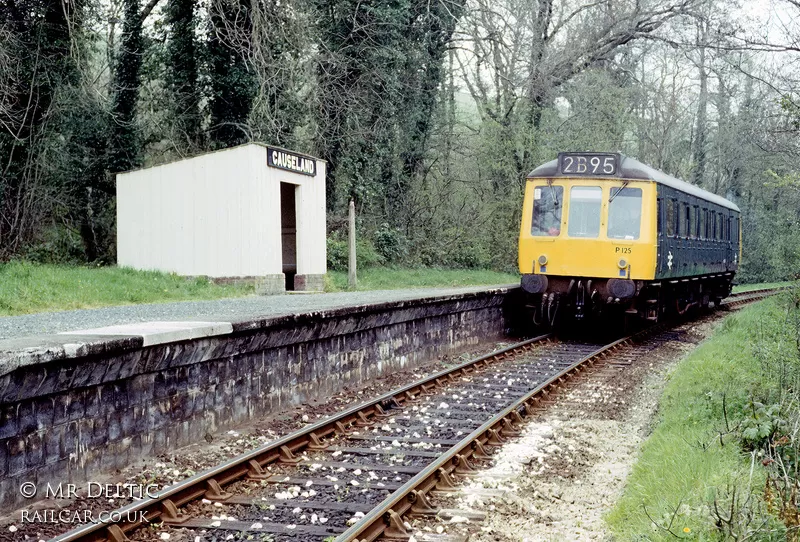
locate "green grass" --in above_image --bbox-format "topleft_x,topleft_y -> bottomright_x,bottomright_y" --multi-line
0,261 -> 253,316
325,267 -> 518,291
607,299 -> 789,540
0,261 -> 519,316
733,280 -> 796,293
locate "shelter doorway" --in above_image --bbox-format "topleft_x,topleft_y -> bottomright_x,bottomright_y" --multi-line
280,182 -> 298,290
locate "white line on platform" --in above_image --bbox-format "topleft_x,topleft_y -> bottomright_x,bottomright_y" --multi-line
58,321 -> 233,346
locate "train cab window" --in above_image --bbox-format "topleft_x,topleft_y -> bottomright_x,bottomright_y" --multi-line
531,184 -> 563,236
667,199 -> 676,237
608,187 -> 642,240
567,186 -> 602,238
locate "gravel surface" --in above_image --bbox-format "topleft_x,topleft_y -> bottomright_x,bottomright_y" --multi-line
0,284 -> 515,340
417,319 -> 715,542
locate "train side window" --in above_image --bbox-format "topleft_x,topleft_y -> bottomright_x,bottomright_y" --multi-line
700,209 -> 707,239
608,187 -> 642,240
682,204 -> 691,238
711,211 -> 717,240
531,184 -> 563,236
567,186 -> 602,238
716,213 -> 723,240
667,199 -> 676,237
694,207 -> 701,238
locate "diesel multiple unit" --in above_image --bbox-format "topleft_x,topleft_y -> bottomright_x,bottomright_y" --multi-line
518,152 -> 741,326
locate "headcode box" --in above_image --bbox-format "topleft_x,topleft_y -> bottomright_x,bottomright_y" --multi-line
116,143 -> 327,293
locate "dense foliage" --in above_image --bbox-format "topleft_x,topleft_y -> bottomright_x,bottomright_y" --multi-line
0,0 -> 798,282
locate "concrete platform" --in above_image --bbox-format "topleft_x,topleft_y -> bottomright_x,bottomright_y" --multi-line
0,284 -> 523,510
0,285 -> 516,341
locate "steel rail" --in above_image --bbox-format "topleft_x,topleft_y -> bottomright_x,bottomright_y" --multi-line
335,286 -> 788,542
51,333 -> 554,542
333,333 -> 642,542
49,285 -> 787,542
723,286 -> 789,306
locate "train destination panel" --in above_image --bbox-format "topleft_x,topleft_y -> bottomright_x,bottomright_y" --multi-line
559,152 -> 619,176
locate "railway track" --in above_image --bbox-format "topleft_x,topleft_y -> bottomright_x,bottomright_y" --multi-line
50,287 -> 786,542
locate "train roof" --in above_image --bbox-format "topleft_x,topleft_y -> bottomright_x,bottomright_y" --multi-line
528,154 -> 740,212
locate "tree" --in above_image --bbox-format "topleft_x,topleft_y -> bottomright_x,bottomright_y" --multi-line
457,0 -> 710,187
207,0 -> 257,148
0,0 -> 83,257
165,0 -> 202,147
312,0 -> 465,219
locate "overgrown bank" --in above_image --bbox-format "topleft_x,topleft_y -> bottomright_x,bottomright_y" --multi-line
608,286 -> 800,540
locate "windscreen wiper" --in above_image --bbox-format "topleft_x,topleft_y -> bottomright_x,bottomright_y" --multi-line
609,180 -> 630,203
547,179 -> 560,207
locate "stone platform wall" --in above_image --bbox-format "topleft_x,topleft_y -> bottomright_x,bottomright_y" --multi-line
0,287 -> 523,509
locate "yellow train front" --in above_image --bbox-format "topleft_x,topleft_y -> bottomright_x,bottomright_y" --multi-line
519,152 -> 741,327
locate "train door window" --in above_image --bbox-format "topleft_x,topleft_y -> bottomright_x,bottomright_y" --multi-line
700,209 -> 707,239
567,186 -> 602,238
531,184 -> 563,236
657,198 -> 663,237
667,199 -> 676,237
716,213 -> 723,240
608,187 -> 642,240
727,216 -> 732,241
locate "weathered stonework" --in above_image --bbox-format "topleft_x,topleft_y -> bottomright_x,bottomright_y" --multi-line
294,274 -> 325,291
0,287 -> 523,510
254,274 -> 287,294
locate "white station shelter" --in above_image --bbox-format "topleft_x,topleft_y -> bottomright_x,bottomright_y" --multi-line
116,143 -> 327,293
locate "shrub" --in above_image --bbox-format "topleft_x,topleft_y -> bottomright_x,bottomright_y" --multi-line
326,233 -> 383,271
373,223 -> 408,264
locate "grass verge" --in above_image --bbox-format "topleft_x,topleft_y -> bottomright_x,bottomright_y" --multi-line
0,261 -> 518,316
325,267 -> 518,291
607,296 -> 798,540
0,261 -> 253,316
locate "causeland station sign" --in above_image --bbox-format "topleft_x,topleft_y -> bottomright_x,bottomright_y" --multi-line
267,146 -> 316,176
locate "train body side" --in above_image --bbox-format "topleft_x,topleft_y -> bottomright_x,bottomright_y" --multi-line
654,184 -> 740,280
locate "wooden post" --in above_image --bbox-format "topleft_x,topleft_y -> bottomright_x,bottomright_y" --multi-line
348,199 -> 357,289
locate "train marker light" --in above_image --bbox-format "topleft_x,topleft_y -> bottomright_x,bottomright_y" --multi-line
538,255 -> 548,266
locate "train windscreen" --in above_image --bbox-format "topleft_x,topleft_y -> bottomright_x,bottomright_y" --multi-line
607,187 -> 642,240
568,186 -> 602,238
531,185 -> 563,236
